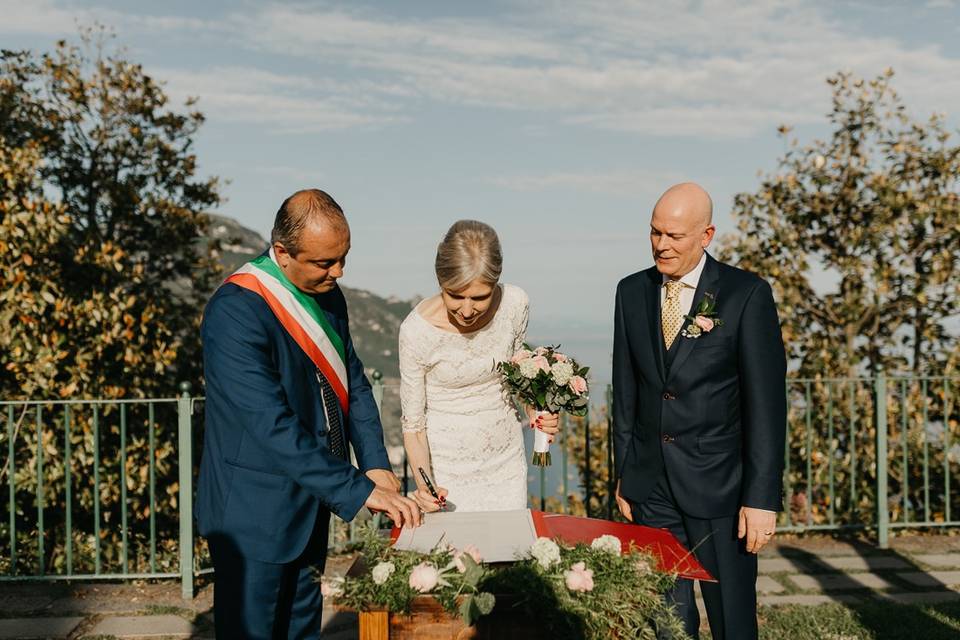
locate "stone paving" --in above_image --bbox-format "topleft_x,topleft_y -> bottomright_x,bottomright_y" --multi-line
0,539 -> 958,638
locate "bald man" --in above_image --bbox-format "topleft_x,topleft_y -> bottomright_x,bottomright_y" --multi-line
196,189 -> 420,638
612,183 -> 786,639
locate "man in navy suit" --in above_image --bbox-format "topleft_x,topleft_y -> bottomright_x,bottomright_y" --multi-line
613,183 -> 786,639
196,189 -> 420,638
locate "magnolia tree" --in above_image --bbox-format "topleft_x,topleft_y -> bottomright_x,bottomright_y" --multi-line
0,32 -> 221,574
719,70 -> 960,528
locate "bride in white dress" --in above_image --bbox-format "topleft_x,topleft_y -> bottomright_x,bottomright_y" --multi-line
399,220 -> 559,513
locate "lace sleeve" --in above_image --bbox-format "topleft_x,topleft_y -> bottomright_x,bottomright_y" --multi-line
399,320 -> 428,433
512,287 -> 530,354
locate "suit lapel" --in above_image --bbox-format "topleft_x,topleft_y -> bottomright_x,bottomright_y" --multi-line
667,254 -> 721,381
645,268 -> 666,382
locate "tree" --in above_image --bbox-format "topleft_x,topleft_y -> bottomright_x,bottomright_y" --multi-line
720,71 -> 960,531
0,31 -> 220,575
720,69 -> 960,379
1,29 -> 222,401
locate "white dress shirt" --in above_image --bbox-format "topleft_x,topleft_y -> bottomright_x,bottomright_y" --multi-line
660,252 -> 707,315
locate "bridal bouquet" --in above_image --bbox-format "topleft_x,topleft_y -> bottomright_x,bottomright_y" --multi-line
497,344 -> 589,466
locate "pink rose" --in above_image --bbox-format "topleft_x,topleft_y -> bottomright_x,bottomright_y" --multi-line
454,544 -> 483,573
510,348 -> 533,364
534,346 -> 549,356
531,355 -> 551,373
553,352 -> 569,363
564,561 -> 594,593
408,562 -> 440,592
568,376 -> 587,396
694,315 -> 715,332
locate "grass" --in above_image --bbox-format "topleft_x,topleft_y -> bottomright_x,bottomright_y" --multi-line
753,601 -> 960,640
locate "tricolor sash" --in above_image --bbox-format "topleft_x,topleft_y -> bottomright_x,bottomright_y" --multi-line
224,251 -> 349,414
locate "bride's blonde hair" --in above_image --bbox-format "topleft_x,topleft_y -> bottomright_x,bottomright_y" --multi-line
435,220 -> 503,291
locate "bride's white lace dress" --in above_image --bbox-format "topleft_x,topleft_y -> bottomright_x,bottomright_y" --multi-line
399,284 -> 529,512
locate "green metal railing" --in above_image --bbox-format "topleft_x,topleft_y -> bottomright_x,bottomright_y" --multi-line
2,373 -> 957,599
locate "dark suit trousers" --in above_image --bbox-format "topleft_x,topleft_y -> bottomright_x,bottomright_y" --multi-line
632,473 -> 758,640
208,514 -> 329,639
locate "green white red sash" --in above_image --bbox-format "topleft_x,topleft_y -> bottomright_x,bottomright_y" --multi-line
224,250 -> 349,414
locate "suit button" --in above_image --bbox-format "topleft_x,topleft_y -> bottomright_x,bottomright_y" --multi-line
663,391 -> 676,400
662,434 -> 675,443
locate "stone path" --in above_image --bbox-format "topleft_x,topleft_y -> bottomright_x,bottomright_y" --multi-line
0,540 -> 958,638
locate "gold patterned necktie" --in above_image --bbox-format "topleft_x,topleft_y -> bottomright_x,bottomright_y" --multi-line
662,280 -> 685,349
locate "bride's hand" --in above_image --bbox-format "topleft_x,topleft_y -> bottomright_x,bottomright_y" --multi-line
526,408 -> 561,442
412,486 -> 449,513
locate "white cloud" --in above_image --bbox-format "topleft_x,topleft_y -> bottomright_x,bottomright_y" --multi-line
3,1 -> 959,138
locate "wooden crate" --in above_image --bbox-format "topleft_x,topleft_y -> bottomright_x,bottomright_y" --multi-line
355,595 -> 541,640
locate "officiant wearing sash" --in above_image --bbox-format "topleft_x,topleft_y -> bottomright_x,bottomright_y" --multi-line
196,189 -> 420,639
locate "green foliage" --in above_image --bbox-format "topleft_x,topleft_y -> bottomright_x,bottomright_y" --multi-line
336,526 -> 687,638
335,526 -> 495,626
480,540 -> 686,639
0,29 -> 219,574
719,69 -> 960,378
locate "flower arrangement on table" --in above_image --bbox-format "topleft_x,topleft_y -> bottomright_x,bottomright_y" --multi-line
497,344 -> 589,466
327,527 -> 688,639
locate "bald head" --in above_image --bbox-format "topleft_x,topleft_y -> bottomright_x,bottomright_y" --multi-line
649,182 -> 716,278
653,182 -> 713,227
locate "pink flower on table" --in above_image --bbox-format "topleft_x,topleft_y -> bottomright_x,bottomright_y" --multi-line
454,544 -> 483,573
510,348 -> 533,363
564,561 -> 595,593
531,355 -> 551,373
569,376 -> 588,396
694,315 -> 715,332
408,562 -> 440,592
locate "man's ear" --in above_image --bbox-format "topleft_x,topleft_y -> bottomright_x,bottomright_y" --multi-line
701,225 -> 716,248
273,242 -> 291,266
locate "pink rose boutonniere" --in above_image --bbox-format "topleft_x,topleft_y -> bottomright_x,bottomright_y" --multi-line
681,292 -> 724,339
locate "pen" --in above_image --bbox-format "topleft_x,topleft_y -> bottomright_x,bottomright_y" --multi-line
417,467 -> 446,510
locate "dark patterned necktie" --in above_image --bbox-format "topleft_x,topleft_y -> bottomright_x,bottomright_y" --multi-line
317,370 -> 348,460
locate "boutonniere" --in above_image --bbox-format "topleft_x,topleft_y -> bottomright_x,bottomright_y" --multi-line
681,292 -> 724,339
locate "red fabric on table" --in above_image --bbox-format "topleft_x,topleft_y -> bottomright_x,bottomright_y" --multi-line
529,510 -> 715,582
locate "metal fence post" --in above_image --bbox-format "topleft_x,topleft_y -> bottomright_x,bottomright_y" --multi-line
370,370 -> 384,531
178,382 -> 195,599
876,373 -> 889,549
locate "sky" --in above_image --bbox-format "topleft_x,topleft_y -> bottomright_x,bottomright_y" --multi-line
3,0 -> 960,387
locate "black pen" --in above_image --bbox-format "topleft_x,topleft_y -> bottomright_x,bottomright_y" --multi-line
417,467 -> 446,511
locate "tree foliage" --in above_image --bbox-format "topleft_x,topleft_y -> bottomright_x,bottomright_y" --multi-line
719,69 -> 960,378
1,30 -> 221,401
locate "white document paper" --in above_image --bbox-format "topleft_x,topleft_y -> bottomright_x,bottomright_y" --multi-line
393,509 -> 538,563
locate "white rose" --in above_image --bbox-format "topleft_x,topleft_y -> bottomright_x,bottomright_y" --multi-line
590,534 -> 621,555
551,361 -> 575,387
519,358 -> 539,379
530,537 -> 561,570
372,561 -> 395,585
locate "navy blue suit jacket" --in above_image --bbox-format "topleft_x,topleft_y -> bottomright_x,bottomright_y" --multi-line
196,277 -> 391,564
612,254 -> 787,519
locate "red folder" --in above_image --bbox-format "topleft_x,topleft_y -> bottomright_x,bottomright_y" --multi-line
390,510 -> 714,582
530,511 -> 715,582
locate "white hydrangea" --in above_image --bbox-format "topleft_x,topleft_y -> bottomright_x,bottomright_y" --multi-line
519,358 -> 539,379
551,361 -> 575,387
530,537 -> 561,569
590,534 -> 621,555
371,561 -> 396,585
